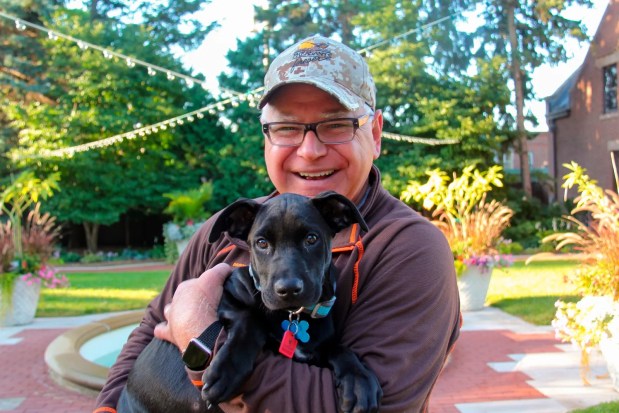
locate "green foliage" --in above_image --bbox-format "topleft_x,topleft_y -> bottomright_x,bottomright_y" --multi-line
401,165 -> 514,274
163,181 -> 213,224
1,5 -> 224,250
401,164 -> 505,217
0,171 -> 59,257
542,162 -> 619,299
1,0 -> 599,252
534,162 -> 619,372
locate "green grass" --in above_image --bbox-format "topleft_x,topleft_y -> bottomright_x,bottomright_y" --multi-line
485,259 -> 580,325
37,270 -> 170,317
570,401 -> 619,412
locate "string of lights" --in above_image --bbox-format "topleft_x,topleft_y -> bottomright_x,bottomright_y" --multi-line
358,12 -> 463,55
0,10 -> 246,99
2,8 -> 463,158
32,90 -> 264,159
381,132 -> 459,145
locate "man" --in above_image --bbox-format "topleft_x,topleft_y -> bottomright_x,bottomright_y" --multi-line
95,34 -> 460,413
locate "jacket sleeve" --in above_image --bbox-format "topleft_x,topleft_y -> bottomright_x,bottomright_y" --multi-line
219,216 -> 461,413
94,222 -> 217,411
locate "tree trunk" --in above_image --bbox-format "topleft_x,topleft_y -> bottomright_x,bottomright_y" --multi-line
83,222 -> 100,253
506,0 -> 532,198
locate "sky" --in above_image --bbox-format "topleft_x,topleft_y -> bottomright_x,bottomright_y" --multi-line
183,0 -> 609,132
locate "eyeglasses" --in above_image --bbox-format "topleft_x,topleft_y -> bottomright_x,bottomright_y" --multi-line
261,113 -> 374,147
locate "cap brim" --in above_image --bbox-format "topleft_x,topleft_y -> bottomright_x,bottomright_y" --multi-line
258,78 -> 363,111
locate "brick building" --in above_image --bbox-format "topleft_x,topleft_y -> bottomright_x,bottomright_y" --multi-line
546,0 -> 619,197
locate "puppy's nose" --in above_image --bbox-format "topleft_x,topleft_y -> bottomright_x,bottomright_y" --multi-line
274,278 -> 304,298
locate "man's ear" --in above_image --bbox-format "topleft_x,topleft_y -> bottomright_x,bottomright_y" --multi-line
311,191 -> 369,234
208,199 -> 261,243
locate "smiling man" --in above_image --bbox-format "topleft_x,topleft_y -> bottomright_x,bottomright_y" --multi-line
95,35 -> 460,413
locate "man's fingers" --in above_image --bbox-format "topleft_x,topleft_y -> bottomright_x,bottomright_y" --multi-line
153,321 -> 171,341
196,263 -> 233,289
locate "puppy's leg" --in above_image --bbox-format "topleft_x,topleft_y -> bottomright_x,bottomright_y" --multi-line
201,269 -> 266,405
118,339 -> 212,413
328,347 -> 383,413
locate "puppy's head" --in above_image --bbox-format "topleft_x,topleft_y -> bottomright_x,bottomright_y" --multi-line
209,191 -> 368,311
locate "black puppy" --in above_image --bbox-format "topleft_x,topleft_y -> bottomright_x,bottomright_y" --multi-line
118,191 -> 382,412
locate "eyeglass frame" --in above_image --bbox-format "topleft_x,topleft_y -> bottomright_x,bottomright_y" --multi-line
261,112 -> 374,147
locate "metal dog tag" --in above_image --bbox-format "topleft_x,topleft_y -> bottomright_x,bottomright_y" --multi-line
279,330 -> 298,358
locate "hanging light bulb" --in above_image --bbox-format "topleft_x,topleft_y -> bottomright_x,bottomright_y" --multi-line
197,113 -> 204,119
185,79 -> 194,88
48,31 -> 58,40
126,58 -> 135,68
15,20 -> 26,31
77,41 -> 88,50
147,67 -> 156,76
187,116 -> 195,122
166,72 -> 175,80
103,50 -> 113,59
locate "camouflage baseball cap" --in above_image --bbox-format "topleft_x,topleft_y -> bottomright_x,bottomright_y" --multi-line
259,34 -> 376,111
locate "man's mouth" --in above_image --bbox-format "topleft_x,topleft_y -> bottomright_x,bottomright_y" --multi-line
298,170 -> 334,180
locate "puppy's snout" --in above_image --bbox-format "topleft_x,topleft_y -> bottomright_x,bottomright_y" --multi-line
274,278 -> 304,298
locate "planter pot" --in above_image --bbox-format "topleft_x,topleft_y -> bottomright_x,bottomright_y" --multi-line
457,265 -> 493,311
600,337 -> 619,392
0,276 -> 41,326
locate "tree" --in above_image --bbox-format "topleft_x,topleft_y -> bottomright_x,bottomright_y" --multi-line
454,0 -> 593,197
2,4 -> 223,251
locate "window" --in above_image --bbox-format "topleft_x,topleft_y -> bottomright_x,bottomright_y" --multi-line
603,64 -> 617,113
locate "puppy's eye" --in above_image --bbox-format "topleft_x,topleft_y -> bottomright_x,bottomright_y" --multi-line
256,238 -> 269,249
305,234 -> 318,245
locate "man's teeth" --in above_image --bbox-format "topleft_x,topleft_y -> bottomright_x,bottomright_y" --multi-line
299,170 -> 334,178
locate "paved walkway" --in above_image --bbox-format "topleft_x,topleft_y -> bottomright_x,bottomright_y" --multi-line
0,276 -> 617,412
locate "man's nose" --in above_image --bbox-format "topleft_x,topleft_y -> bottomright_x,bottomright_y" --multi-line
296,130 -> 328,160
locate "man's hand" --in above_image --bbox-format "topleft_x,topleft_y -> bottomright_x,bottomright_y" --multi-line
154,263 -> 232,353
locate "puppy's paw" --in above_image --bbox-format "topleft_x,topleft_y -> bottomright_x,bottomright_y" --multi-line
334,365 -> 382,413
201,358 -> 252,406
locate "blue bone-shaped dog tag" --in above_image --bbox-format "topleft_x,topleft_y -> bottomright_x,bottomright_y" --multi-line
281,319 -> 310,343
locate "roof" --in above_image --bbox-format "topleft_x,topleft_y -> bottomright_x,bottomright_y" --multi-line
545,65 -> 583,120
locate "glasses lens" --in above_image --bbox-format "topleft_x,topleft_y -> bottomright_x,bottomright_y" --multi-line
267,123 -> 305,146
316,119 -> 355,143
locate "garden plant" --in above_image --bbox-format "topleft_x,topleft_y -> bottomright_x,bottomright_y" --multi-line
401,164 -> 514,275
535,162 -> 619,385
0,171 -> 68,324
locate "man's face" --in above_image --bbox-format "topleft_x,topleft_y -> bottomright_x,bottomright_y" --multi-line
261,84 -> 382,203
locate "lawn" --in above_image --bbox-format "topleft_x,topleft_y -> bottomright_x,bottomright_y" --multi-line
571,401 -> 619,412
37,270 -> 170,317
38,259 -> 582,322
486,259 -> 580,325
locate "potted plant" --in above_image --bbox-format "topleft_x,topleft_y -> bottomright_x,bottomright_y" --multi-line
537,162 -> 619,390
162,181 -> 213,260
0,172 -> 68,326
401,165 -> 514,311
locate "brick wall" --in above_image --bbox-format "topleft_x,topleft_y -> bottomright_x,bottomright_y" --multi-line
548,0 -> 619,197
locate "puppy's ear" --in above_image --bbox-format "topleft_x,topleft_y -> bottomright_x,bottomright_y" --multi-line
311,191 -> 369,234
208,198 -> 261,243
